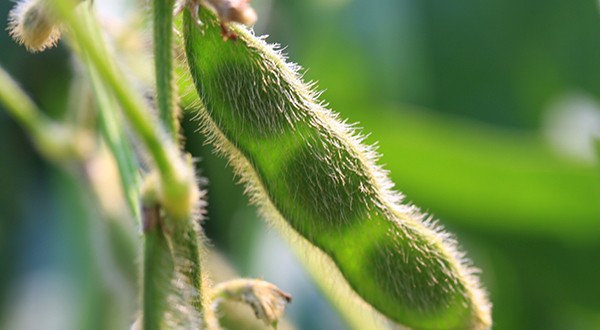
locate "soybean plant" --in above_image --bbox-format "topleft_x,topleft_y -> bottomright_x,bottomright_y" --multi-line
0,0 -> 492,329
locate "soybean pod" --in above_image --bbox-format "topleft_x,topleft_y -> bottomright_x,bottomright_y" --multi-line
183,7 -> 491,330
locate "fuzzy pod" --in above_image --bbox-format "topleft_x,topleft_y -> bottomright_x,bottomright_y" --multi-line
183,7 -> 491,330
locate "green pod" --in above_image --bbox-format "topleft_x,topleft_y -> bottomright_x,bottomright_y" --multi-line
183,7 -> 491,330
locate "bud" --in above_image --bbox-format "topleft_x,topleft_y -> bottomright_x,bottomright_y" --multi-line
8,0 -> 62,53
212,279 -> 292,328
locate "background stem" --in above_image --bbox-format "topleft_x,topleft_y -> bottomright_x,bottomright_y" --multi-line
88,65 -> 141,221
49,0 -> 179,184
0,65 -> 83,162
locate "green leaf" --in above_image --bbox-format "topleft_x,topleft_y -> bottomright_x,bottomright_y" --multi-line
183,7 -> 491,330
364,106 -> 600,241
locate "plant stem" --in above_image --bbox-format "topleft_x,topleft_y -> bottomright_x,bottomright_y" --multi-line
153,0 -> 179,140
153,3 -> 204,317
49,0 -> 179,187
48,0 -> 196,220
173,223 -> 204,311
88,65 -> 141,221
142,205 -> 175,330
1,65 -> 137,329
0,65 -> 86,162
0,66 -> 48,138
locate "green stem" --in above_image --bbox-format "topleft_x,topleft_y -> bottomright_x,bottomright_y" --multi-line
142,205 -> 175,330
88,65 -> 141,221
177,224 -> 204,312
153,0 -> 179,140
48,0 -> 179,186
159,6 -> 205,318
1,65 -> 136,327
48,0 -> 196,220
151,7 -> 203,309
0,66 -> 48,138
0,65 -> 84,162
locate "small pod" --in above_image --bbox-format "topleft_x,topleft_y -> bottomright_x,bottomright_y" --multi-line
183,7 -> 491,330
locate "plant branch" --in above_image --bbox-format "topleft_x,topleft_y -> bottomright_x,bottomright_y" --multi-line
142,204 -> 175,330
153,0 -> 179,140
48,0 -> 195,220
0,65 -> 89,162
88,65 -> 141,221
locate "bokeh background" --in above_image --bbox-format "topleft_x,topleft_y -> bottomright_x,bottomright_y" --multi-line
1,0 -> 600,329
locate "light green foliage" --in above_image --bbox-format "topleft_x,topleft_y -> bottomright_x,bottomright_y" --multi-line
183,7 -> 491,330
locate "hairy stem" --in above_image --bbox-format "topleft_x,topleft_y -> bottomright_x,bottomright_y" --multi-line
142,205 -> 176,330
151,3 -> 204,315
171,222 -> 205,313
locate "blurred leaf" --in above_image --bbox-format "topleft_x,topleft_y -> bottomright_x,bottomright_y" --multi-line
358,106 -> 600,241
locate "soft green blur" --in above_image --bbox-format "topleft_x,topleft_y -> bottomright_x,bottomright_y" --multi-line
2,0 -> 600,329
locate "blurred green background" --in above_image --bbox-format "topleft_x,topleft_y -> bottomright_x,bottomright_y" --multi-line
2,0 -> 600,329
